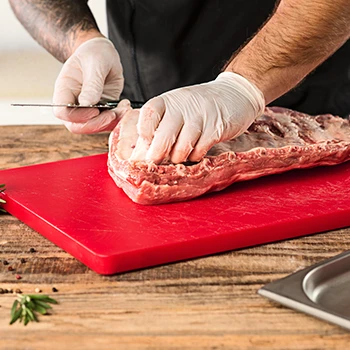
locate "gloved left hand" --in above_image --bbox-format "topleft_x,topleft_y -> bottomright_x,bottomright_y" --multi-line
53,37 -> 124,134
130,72 -> 265,164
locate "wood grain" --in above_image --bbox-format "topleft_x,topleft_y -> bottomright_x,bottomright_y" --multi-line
1,125 -> 350,350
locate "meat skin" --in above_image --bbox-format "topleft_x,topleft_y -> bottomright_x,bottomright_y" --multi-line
108,107 -> 350,205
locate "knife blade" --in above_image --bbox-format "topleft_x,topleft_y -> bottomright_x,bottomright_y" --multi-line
11,100 -> 144,109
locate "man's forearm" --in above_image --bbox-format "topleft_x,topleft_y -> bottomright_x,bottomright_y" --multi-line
225,0 -> 350,105
9,0 -> 102,62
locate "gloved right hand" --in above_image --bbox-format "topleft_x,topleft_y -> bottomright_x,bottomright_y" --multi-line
53,37 -> 124,134
130,72 -> 265,164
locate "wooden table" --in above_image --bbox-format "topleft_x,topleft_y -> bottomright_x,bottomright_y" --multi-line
1,125 -> 350,350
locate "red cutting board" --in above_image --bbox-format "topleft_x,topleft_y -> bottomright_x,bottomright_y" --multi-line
1,153 -> 350,275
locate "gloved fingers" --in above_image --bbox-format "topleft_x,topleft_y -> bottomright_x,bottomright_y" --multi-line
53,57 -> 83,102
112,99 -> 133,119
53,65 -> 94,122
62,109 -> 118,134
137,97 -> 166,144
77,52 -> 123,106
129,96 -> 166,162
78,67 -> 106,106
188,130 -> 220,163
169,122 -> 203,164
129,136 -> 149,161
53,106 -> 100,123
144,110 -> 184,164
56,99 -> 131,128
101,73 -> 124,101
53,80 -> 78,106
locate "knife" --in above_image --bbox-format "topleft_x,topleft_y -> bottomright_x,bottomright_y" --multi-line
11,100 -> 144,109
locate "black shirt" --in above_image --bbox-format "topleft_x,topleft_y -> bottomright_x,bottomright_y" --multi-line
106,0 -> 350,116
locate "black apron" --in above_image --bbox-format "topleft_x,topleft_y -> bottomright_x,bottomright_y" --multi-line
106,0 -> 350,117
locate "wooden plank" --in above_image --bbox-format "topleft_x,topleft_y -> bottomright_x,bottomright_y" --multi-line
1,125 -> 350,349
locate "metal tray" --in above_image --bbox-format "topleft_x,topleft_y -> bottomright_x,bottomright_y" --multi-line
258,250 -> 350,330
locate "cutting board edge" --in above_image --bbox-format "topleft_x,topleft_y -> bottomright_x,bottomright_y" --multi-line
4,196 -> 350,275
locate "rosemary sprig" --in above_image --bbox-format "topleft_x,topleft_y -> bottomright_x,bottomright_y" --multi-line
10,294 -> 58,326
0,184 -> 6,212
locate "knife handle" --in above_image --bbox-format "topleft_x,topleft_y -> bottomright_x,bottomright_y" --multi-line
105,100 -> 145,109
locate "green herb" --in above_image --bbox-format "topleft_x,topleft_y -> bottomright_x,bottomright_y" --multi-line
0,184 -> 5,212
9,294 -> 58,326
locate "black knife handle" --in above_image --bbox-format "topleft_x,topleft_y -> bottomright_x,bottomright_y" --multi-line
105,100 -> 145,109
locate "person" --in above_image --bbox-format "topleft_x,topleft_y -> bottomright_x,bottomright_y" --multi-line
9,0 -> 350,164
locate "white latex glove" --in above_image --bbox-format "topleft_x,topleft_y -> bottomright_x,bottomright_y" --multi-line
130,72 -> 265,164
53,37 -> 124,134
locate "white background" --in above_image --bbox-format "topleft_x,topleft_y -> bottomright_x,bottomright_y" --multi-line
0,0 -> 108,125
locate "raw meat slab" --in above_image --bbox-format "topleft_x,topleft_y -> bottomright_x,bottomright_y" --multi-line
108,107 -> 350,204
1,153 -> 350,275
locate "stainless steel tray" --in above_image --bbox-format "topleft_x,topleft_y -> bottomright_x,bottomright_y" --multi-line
258,250 -> 350,330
